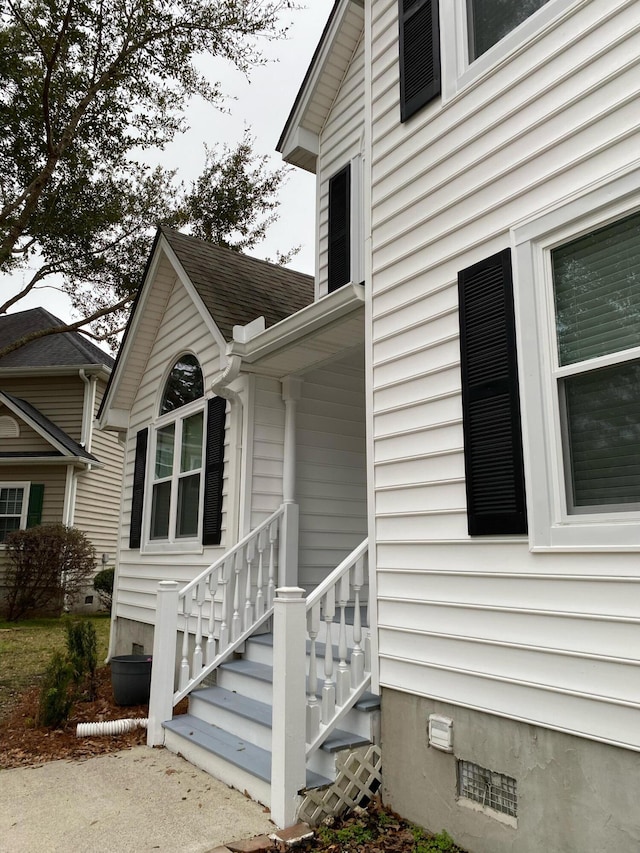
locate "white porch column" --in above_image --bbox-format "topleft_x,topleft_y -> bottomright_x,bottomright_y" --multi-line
271,586 -> 307,828
147,581 -> 179,746
279,377 -> 302,588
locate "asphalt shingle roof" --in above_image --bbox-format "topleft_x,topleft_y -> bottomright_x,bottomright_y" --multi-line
160,227 -> 315,341
0,308 -> 114,369
0,392 -> 97,462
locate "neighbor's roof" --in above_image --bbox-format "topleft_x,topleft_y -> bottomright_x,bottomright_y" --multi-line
0,308 -> 114,370
0,391 -> 98,462
160,227 -> 314,341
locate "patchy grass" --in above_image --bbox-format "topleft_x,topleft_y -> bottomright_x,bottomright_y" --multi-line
0,615 -> 111,719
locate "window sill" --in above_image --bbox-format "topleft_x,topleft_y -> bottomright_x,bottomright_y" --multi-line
141,541 -> 204,556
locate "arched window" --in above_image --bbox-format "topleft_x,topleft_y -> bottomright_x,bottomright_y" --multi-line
150,355 -> 205,542
160,354 -> 204,415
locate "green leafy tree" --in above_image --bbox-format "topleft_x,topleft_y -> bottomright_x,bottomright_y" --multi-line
0,0 -> 297,357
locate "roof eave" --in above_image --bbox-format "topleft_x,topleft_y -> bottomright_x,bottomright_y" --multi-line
0,364 -> 111,378
276,0 -> 364,172
229,281 -> 365,364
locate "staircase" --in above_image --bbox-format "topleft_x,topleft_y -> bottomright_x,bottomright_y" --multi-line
146,507 -> 381,828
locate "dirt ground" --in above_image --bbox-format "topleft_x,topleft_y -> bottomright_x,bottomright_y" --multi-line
0,665 -> 154,768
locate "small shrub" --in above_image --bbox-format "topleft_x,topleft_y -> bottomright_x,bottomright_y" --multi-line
93,567 -> 114,613
37,651 -> 74,727
66,619 -> 98,700
4,524 -> 96,620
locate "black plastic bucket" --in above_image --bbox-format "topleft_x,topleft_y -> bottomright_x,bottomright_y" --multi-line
110,654 -> 152,706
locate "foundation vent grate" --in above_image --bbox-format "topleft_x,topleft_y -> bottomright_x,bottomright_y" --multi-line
457,760 -> 517,817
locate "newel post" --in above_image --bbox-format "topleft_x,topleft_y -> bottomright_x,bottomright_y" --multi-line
147,581 -> 179,746
271,587 -> 307,828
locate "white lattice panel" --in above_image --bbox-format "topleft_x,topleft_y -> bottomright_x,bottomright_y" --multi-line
297,744 -> 382,826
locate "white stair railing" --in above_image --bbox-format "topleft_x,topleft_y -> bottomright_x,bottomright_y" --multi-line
304,538 -> 370,756
147,504 -> 288,745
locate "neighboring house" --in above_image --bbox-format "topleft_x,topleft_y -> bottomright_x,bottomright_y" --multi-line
0,308 -> 124,612
100,0 -> 640,848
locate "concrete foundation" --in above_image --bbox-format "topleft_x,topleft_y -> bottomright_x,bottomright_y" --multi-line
381,689 -> 640,853
113,616 -> 155,656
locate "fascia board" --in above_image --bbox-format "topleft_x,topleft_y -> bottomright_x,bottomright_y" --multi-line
230,282 -> 365,363
97,243 -> 165,426
0,455 -> 102,469
0,364 -> 111,378
158,234 -> 228,365
277,0 -> 358,167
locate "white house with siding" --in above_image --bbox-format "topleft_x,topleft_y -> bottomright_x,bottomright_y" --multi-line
100,0 -> 640,847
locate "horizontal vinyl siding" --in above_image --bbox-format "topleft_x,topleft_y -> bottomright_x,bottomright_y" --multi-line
370,0 -> 640,748
0,375 -> 84,442
250,377 -> 285,525
0,408 -> 54,453
0,465 -> 67,589
115,276 -> 225,626
317,32 -> 365,296
297,353 -> 367,592
74,379 -> 124,562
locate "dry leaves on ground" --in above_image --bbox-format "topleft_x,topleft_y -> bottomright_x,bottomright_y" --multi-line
0,666 -> 156,768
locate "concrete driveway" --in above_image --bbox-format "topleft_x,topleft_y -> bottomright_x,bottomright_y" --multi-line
1,746 -> 275,853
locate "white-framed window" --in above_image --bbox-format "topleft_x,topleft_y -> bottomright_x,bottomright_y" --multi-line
440,0 -> 578,100
0,482 -> 29,543
146,354 -> 206,549
512,168 -> 640,550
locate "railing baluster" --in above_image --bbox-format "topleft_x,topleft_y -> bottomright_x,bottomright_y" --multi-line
351,555 -> 365,686
268,519 -> 278,608
218,555 -> 232,652
244,537 -> 255,631
192,581 -> 205,674
232,549 -> 243,641
206,570 -> 218,665
321,587 -> 336,723
179,593 -> 191,690
306,602 -> 321,741
336,570 -> 351,705
255,529 -> 266,618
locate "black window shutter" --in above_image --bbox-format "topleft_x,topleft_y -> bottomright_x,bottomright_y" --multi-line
26,484 -> 44,527
399,0 -> 441,122
328,164 -> 351,293
129,428 -> 148,549
458,249 -> 527,536
203,396 -> 226,546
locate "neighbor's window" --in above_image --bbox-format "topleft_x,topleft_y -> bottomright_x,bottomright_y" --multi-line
150,355 -> 205,541
551,211 -> 640,513
467,0 -> 550,60
0,484 -> 27,543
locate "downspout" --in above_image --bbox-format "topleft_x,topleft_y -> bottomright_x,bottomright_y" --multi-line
79,369 -> 98,453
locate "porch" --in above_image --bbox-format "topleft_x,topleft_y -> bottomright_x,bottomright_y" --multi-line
146,297 -> 379,828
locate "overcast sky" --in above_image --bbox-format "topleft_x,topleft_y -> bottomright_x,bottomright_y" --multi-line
8,1 -> 335,324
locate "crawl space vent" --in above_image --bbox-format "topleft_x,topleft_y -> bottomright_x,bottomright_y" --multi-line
457,760 -> 517,817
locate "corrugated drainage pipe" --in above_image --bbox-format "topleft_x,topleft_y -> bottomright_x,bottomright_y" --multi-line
76,718 -> 148,737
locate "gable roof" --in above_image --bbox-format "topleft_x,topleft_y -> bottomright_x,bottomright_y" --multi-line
277,0 -> 365,172
98,227 -> 315,423
0,308 -> 114,370
0,391 -> 98,463
160,228 -> 314,341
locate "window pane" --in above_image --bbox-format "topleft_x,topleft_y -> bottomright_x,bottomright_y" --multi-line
564,360 -> 640,510
155,424 -> 175,479
468,0 -> 550,60
150,481 -> 171,539
181,412 -> 203,473
0,516 -> 21,543
0,487 -> 23,515
161,354 -> 204,414
176,474 -> 200,538
553,212 -> 640,366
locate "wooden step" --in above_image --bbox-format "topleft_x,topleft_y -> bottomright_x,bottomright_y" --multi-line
163,714 -> 331,790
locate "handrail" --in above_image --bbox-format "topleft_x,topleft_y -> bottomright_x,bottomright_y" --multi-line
180,505 -> 285,598
306,538 -> 369,610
